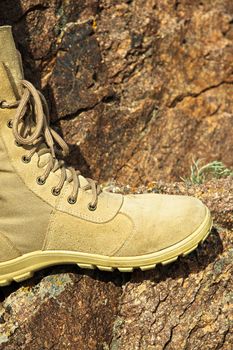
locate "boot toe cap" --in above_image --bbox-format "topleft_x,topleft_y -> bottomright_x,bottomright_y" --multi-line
115,194 -> 209,257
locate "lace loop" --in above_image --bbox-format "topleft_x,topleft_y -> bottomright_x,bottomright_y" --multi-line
5,79 -> 101,207
0,100 -> 19,109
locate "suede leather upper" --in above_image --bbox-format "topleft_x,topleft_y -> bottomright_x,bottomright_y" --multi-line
116,194 -> 206,256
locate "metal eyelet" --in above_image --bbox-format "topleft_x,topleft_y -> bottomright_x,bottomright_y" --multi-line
88,203 -> 97,211
51,187 -> 61,196
67,196 -> 76,205
22,155 -> 31,163
36,176 -> 46,185
0,100 -> 7,109
7,119 -> 13,128
14,140 -> 21,147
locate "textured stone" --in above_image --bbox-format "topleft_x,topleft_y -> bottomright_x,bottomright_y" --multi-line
0,1 -> 232,349
0,0 -> 233,185
0,178 -> 232,349
0,271 -> 122,350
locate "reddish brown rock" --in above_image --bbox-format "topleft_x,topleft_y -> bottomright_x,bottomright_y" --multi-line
0,271 -> 122,350
0,1 -> 232,349
0,178 -> 232,349
1,0 -> 232,185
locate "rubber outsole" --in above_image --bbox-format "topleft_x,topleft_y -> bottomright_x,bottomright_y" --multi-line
0,207 -> 212,286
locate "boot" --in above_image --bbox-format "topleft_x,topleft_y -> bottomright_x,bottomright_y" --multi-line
0,26 -> 212,285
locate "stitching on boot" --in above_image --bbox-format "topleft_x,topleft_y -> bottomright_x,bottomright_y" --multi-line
110,212 -> 137,256
42,208 -> 57,251
0,229 -> 22,257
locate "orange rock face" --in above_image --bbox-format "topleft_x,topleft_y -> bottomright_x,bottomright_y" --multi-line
1,0 -> 232,186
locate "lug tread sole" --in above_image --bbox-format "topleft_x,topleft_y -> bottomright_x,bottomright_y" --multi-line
0,209 -> 212,286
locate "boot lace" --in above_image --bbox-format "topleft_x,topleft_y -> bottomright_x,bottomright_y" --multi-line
1,80 -> 101,209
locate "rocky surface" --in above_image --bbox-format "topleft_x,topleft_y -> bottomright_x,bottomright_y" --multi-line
0,0 -> 233,185
0,177 -> 232,350
0,1 -> 232,349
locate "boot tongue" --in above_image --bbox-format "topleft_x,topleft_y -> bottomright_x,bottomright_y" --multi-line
0,26 -> 23,98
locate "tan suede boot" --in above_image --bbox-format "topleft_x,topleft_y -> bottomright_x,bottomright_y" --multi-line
0,26 -> 212,285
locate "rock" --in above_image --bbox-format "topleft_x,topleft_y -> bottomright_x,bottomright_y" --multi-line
0,271 -> 122,349
0,2 -> 232,348
0,0 -> 233,185
0,178 -> 232,349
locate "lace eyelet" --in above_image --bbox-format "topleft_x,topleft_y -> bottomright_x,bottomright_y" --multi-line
14,140 -> 21,147
88,203 -> 97,211
7,119 -> 13,128
51,187 -> 61,196
0,100 -> 7,109
67,196 -> 76,205
36,176 -> 46,185
22,155 -> 31,163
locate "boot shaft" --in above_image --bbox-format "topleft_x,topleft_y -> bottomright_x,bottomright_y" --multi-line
0,26 -> 21,127
0,26 -> 23,99
0,27 -> 52,255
